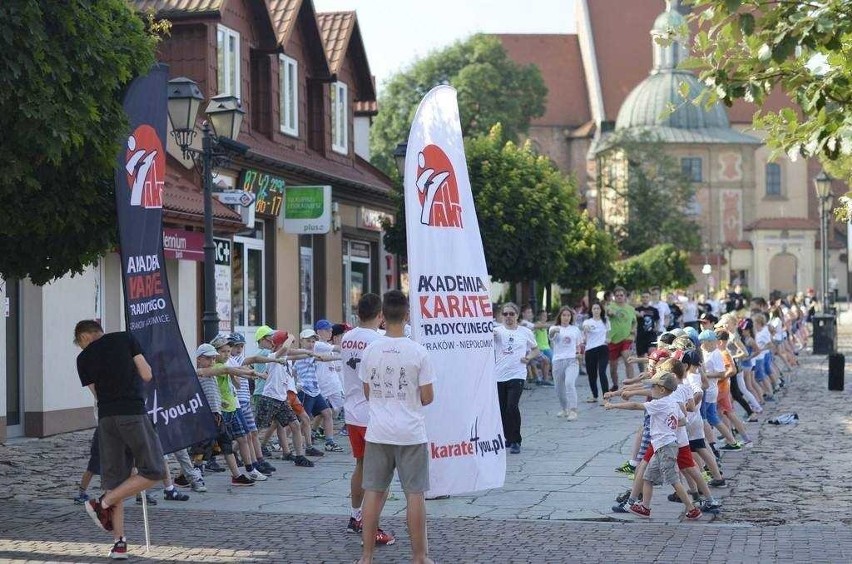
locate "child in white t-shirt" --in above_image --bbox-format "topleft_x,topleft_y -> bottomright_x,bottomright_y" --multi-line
605,372 -> 701,520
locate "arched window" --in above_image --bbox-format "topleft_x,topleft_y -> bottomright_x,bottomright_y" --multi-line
765,163 -> 782,196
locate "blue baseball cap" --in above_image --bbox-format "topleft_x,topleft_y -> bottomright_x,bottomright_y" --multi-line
314,319 -> 333,331
698,329 -> 718,342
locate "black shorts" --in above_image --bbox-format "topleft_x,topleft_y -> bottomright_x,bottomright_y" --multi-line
98,414 -> 166,490
636,338 -> 656,357
688,438 -> 707,452
214,413 -> 234,455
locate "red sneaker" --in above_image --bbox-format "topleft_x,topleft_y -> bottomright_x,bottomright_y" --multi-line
628,503 -> 651,518
109,539 -> 128,559
685,507 -> 702,520
346,517 -> 362,533
375,528 -> 396,545
85,497 -> 113,532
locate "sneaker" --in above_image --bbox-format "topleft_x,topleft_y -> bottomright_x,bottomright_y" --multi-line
540,380 -> 554,387
720,442 -> 742,451
305,446 -> 325,457
294,455 -> 315,467
375,528 -> 396,545
248,469 -> 268,481
85,497 -> 113,531
667,492 -> 683,503
281,452 -> 296,461
205,459 -> 226,473
163,488 -> 189,501
709,478 -> 727,488
556,410 -> 567,418
135,492 -> 157,505
685,507 -> 702,520
339,427 -> 349,436
566,409 -> 578,421
259,460 -> 277,473
509,443 -> 521,454
261,445 -> 272,458
191,478 -> 208,493
615,490 -> 632,504
109,539 -> 128,560
346,517 -> 362,534
231,474 -> 256,486
325,441 -> 344,452
585,397 -> 598,403
615,461 -> 635,474
628,503 -> 650,517
174,474 -> 191,488
612,500 -> 631,513
699,499 -> 721,513
73,491 -> 90,505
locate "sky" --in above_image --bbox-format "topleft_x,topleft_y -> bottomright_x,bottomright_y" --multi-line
313,0 -> 577,92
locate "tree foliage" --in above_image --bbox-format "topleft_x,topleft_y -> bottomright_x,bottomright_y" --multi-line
684,0 -> 852,163
599,131 -> 702,256
370,34 -> 547,174
613,244 -> 696,290
384,125 -> 616,289
0,1 -> 161,285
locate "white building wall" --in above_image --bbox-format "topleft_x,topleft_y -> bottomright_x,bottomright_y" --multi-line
165,258 -> 199,358
354,116 -> 371,161
40,267 -> 101,414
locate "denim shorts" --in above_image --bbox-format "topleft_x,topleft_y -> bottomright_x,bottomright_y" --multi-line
754,358 -> 768,382
298,391 -> 330,416
703,402 -> 722,426
222,409 -> 247,439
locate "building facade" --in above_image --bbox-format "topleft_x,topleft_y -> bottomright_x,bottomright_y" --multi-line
497,0 -> 848,300
1,0 -> 395,441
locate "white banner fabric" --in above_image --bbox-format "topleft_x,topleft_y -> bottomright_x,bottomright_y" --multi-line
403,85 -> 505,496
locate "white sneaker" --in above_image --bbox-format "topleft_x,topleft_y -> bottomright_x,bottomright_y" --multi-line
191,478 -> 207,492
566,409 -> 578,421
556,410 -> 567,418
248,469 -> 268,481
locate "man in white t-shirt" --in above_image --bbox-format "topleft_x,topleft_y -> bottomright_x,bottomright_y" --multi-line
341,294 -> 395,546
651,287 -> 671,334
359,290 -> 435,564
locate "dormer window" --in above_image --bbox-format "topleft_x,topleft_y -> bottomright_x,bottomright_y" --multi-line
331,81 -> 348,154
217,25 -> 240,98
279,55 -> 298,136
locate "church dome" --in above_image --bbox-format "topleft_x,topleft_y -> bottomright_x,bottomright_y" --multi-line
616,70 -> 731,131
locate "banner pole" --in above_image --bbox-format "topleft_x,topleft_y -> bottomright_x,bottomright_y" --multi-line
141,489 -> 151,552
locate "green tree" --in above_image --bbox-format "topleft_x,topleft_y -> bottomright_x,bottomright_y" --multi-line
370,34 -> 547,174
385,125 -> 614,288
0,1 -> 161,285
613,244 -> 696,290
683,0 -> 852,163
599,131 -> 702,256
557,212 -> 619,295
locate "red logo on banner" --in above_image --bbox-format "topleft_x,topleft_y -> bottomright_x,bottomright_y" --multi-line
415,145 -> 463,228
125,124 -> 164,209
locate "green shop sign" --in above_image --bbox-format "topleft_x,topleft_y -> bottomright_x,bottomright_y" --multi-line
283,185 -> 331,234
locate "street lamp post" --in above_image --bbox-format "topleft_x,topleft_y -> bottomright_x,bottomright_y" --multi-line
167,77 -> 245,342
393,142 -> 408,177
814,170 -> 833,314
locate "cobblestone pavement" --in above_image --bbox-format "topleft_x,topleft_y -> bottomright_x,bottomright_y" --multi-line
2,325 -> 852,561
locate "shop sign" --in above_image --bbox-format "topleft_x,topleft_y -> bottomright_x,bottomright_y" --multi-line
162,228 -> 205,261
282,185 -> 331,234
214,238 -> 232,333
358,207 -> 392,232
239,169 -> 285,217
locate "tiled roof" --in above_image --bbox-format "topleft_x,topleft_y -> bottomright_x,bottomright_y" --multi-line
744,218 -> 819,231
130,0 -> 223,17
163,169 -> 243,224
265,0 -> 302,47
316,11 -> 356,75
354,100 -> 377,115
497,34 -> 591,127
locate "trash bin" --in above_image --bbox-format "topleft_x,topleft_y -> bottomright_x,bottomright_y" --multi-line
812,313 -> 837,355
828,353 -> 845,391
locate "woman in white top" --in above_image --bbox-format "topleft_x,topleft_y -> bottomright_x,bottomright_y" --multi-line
549,306 -> 583,420
581,302 -> 611,402
493,302 -> 539,454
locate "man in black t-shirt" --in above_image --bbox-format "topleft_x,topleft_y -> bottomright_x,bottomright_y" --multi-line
635,291 -> 661,356
75,319 -> 166,559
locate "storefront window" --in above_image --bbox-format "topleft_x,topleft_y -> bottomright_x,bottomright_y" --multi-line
233,222 -> 265,330
343,240 -> 372,325
300,235 -> 314,328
